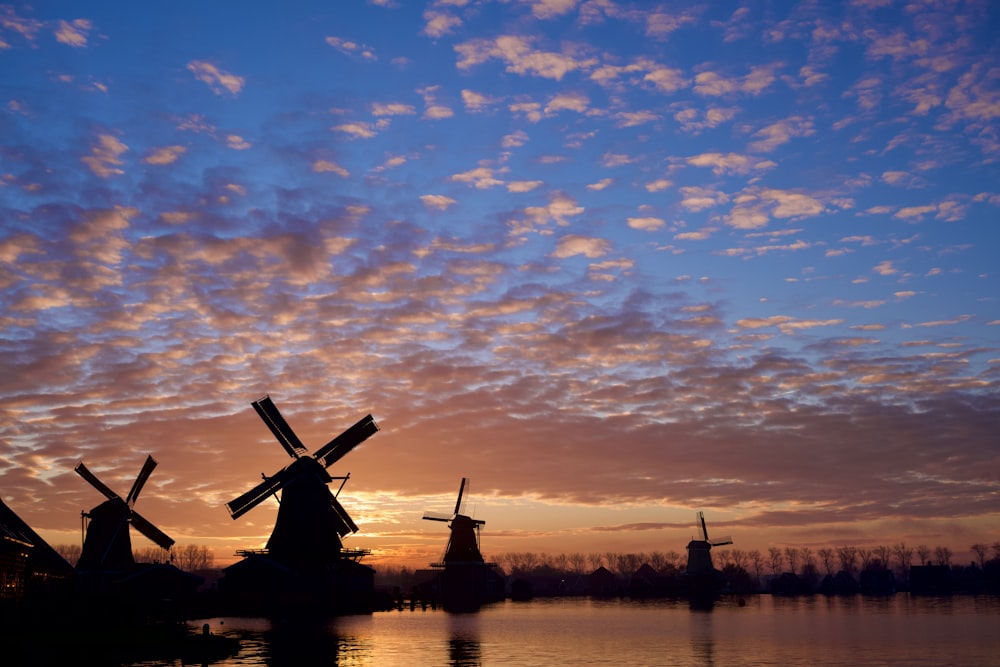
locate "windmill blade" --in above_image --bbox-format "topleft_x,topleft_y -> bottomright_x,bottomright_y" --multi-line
711,536 -> 733,547
454,478 -> 468,516
329,495 -> 359,536
423,512 -> 453,522
698,511 -> 709,541
126,455 -> 158,507
313,414 -> 379,469
226,466 -> 295,519
75,462 -> 121,502
131,510 -> 175,551
252,395 -> 309,459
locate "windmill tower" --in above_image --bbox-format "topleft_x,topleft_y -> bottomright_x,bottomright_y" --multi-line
685,511 -> 732,576
225,395 -> 378,568
422,478 -> 500,611
75,454 -> 174,572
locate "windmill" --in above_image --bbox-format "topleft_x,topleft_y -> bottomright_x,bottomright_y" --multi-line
685,510 -> 732,577
421,478 -> 502,611
225,395 -> 379,567
74,454 -> 174,572
423,478 -> 485,564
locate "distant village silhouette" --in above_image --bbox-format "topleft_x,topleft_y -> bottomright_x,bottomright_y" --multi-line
2,395 -> 998,662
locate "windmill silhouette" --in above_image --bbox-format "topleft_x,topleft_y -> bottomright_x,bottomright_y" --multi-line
685,511 -> 732,576
422,478 -> 501,611
74,454 -> 174,571
423,478 -> 485,564
225,395 -> 378,567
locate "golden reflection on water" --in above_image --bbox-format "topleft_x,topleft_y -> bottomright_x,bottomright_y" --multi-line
142,595 -> 1000,667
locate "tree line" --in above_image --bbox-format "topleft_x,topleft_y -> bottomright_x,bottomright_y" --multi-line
54,543 -> 215,571
50,539 -> 999,584
372,540 -> 1000,589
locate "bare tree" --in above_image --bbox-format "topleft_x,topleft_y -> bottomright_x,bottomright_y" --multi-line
784,546 -> 800,575
749,550 -> 764,589
933,546 -> 952,567
551,552 -> 568,572
648,551 -> 667,571
768,547 -> 783,575
992,542 -> 1000,559
873,545 -> 892,570
54,544 -> 81,567
857,548 -> 873,571
569,552 -> 587,574
730,548 -> 748,571
892,543 -> 913,580
837,545 -> 857,575
799,547 -> 815,574
715,548 -> 730,567
818,547 -> 835,575
916,544 -> 932,566
587,553 -> 605,571
174,545 -> 215,571
970,543 -> 989,568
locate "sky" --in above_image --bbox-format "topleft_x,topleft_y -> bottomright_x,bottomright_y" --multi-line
1,0 -> 998,571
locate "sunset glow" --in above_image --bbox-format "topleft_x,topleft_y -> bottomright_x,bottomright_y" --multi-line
1,0 -> 998,571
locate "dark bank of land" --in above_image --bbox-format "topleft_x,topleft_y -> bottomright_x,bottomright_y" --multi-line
372,543 -> 1000,601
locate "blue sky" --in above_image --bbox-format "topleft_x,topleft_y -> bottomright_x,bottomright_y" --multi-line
1,0 -> 998,567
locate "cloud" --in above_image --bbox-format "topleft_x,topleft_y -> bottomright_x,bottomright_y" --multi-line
615,110 -> 659,127
760,189 -> 824,219
451,166 -> 504,189
422,10 -> 462,38
420,194 -> 457,210
142,145 -> 186,166
419,85 -> 454,119
455,35 -> 586,81
225,134 -> 251,150
462,89 -> 497,112
332,122 -> 377,139
527,0 -> 578,20
507,181 -> 543,193
873,261 -> 898,276
187,61 -> 245,95
312,160 -> 350,177
680,186 -> 727,212
674,106 -> 738,133
502,130 -> 529,148
646,9 -> 698,38
747,116 -> 815,153
55,19 -> 92,47
551,234 -> 611,258
644,66 -> 688,93
326,36 -> 377,61
695,64 -> 779,97
372,102 -> 416,116
627,217 -> 665,231
545,92 -> 590,114
687,152 -> 775,175
81,134 -> 128,177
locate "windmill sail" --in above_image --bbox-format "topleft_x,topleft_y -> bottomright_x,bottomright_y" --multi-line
252,395 -> 309,458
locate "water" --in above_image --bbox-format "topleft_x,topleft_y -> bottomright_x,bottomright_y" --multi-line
145,595 -> 999,666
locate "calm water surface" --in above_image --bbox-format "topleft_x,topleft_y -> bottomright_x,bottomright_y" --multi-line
154,595 -> 999,667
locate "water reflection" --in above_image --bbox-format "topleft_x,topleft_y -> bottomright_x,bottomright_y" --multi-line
260,620 -> 342,667
446,612 -> 482,666
689,604 -> 715,667
173,595 -> 1000,666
